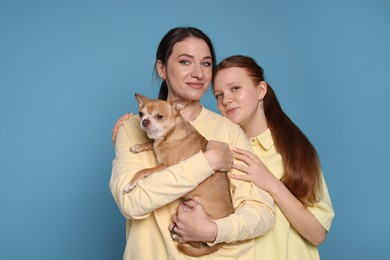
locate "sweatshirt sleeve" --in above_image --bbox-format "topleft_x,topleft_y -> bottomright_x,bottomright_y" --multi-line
109,117 -> 214,220
211,127 -> 276,244
307,174 -> 335,232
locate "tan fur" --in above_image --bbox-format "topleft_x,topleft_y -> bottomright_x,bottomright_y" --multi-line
127,93 -> 234,257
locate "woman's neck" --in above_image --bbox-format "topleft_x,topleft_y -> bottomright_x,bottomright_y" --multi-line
179,101 -> 202,122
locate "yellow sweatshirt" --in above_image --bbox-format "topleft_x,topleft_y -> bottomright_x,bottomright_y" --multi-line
110,107 -> 275,260
251,129 -> 334,260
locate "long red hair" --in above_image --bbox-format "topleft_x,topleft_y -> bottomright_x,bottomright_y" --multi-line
213,55 -> 321,205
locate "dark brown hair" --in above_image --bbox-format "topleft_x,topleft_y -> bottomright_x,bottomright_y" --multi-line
155,27 -> 216,100
213,55 -> 321,205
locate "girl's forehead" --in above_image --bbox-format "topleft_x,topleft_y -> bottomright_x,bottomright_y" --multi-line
213,68 -> 251,89
215,67 -> 247,80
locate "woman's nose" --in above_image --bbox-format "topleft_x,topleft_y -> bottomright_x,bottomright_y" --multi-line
191,64 -> 204,79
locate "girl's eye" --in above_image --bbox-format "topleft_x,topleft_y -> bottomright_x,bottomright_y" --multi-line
214,93 -> 223,100
232,86 -> 240,91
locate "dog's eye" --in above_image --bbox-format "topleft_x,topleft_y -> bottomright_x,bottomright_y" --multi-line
156,114 -> 164,120
139,112 -> 143,118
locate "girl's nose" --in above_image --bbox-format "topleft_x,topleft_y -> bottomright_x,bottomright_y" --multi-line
222,93 -> 232,105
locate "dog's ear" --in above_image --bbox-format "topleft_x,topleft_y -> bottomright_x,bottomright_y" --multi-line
171,100 -> 190,116
134,93 -> 149,109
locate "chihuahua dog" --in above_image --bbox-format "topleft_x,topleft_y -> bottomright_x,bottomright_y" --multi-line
124,93 -> 234,257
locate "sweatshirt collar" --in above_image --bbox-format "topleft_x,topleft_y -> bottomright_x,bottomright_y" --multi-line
191,105 -> 208,127
250,129 -> 274,150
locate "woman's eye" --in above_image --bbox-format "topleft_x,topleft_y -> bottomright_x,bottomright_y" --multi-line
202,61 -> 212,67
232,86 -> 240,91
179,60 -> 190,65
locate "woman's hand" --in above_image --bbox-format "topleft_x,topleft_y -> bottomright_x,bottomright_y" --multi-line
112,113 -> 133,144
204,140 -> 232,172
230,147 -> 279,194
168,200 -> 217,244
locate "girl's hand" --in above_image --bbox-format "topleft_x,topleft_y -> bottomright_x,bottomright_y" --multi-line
112,113 -> 133,144
204,140 -> 233,172
168,200 -> 217,244
232,148 -> 329,245
230,147 -> 279,194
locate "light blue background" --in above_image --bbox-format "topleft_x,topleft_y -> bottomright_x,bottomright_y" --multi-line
1,0 -> 389,259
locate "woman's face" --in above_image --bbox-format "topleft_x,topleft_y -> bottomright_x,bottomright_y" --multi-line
157,37 -> 213,101
213,67 -> 265,128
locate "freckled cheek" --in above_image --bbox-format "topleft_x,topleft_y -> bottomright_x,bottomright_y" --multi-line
235,94 -> 247,104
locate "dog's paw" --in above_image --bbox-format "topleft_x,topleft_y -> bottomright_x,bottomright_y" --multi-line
129,144 -> 143,153
123,183 -> 136,193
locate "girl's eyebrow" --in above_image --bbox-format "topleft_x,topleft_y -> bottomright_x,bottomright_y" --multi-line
213,81 -> 240,92
226,81 -> 241,87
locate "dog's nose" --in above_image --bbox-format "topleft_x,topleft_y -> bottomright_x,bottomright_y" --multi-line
142,119 -> 150,127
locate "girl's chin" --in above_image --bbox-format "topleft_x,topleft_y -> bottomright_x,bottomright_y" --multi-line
226,115 -> 241,125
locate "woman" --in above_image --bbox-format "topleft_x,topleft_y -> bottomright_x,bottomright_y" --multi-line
110,28 -> 275,260
174,55 -> 334,259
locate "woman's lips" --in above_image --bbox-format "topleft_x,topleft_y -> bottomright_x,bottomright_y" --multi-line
187,82 -> 204,89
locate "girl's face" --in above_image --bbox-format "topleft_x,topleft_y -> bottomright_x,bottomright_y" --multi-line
156,37 -> 213,101
213,67 -> 266,128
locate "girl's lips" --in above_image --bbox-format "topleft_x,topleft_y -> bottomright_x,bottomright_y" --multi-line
225,107 -> 237,115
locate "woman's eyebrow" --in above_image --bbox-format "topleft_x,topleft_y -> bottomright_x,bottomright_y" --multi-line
177,53 -> 212,60
178,53 -> 194,59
